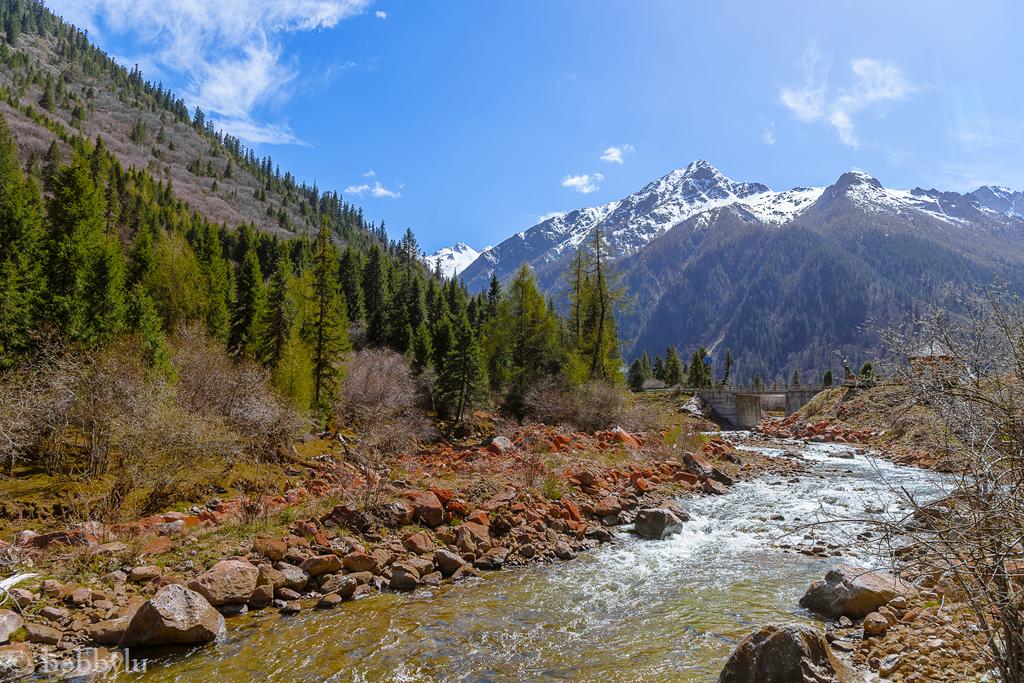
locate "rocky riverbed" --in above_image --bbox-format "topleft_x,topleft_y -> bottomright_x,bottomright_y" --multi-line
0,432 -> 986,681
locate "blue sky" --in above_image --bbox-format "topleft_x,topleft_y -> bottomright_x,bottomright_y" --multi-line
47,0 -> 1024,252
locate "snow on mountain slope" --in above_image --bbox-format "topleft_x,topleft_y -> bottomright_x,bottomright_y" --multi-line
424,242 -> 488,277
459,161 -> 1024,291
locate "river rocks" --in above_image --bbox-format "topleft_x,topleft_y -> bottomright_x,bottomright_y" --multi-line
433,549 -> 467,577
275,563 -> 310,592
403,531 -> 435,554
703,479 -> 731,495
38,606 -> 68,622
300,554 -> 343,577
342,551 -> 378,574
799,564 -> 915,620
474,546 -> 509,570
718,623 -> 851,683
257,565 -> 286,591
878,653 -> 902,677
0,610 -> 24,643
633,508 -> 687,540
24,622 -> 62,645
120,584 -> 226,647
87,616 -> 132,645
389,566 -> 420,591
862,611 -> 888,637
316,593 -> 344,609
0,643 -> 33,679
319,574 -> 357,599
554,541 -> 575,560
247,584 -> 274,610
402,490 -> 445,527
456,522 -> 491,554
187,559 -> 258,606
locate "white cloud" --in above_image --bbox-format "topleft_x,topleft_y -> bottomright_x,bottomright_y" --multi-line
375,10 -> 387,19
600,144 -> 634,164
49,0 -> 373,144
344,180 -> 401,198
780,45 -> 913,148
762,122 -> 776,145
562,173 -> 604,194
362,168 -> 376,177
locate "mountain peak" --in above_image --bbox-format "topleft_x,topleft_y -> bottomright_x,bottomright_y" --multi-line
835,170 -> 883,190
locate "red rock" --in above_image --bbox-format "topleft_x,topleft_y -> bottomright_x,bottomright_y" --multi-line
402,531 -> 435,554
561,500 -> 583,523
401,490 -> 445,527
594,496 -> 622,517
466,510 -> 489,526
141,536 -> 173,556
430,488 -> 455,505
446,498 -> 470,516
634,477 -> 653,492
342,551 -> 378,574
254,538 -> 287,562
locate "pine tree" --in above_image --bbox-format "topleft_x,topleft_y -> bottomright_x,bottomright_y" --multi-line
338,246 -> 364,323
126,284 -> 170,374
652,355 -> 665,381
484,264 -> 560,408
0,114 -> 45,366
410,322 -> 433,374
627,359 -> 646,391
485,273 -> 502,321
664,346 -> 683,386
686,347 -> 713,388
304,223 -> 350,410
752,371 -> 763,390
438,310 -> 486,423
363,243 -> 390,345
47,153 -> 125,346
568,228 -> 623,382
257,247 -> 296,368
721,349 -> 734,386
228,247 -> 264,357
823,369 -> 834,386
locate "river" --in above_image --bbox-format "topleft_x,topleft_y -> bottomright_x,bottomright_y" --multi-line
132,436 -> 946,682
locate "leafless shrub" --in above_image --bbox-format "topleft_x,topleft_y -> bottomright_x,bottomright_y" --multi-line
864,284 -> 1024,683
335,349 -> 432,508
522,378 -> 656,432
172,324 -> 306,460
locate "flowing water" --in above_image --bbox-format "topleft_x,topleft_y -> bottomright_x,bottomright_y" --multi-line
132,437 -> 947,683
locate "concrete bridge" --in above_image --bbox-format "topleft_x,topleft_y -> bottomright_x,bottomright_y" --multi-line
692,385 -> 823,430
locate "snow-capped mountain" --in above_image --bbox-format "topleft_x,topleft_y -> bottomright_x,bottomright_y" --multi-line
456,159 -> 1024,381
970,185 -> 1024,218
461,161 -> 1024,292
424,242 -> 488,277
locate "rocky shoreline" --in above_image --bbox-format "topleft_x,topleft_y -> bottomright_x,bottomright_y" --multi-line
0,428 -> 987,681
0,427 -> 814,679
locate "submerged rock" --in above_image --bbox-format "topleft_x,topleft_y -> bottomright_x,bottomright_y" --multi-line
633,508 -> 687,540
717,623 -> 851,683
799,564 -> 915,620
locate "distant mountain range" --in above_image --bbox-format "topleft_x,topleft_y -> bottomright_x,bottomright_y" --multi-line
444,161 -> 1024,380
424,241 -> 489,277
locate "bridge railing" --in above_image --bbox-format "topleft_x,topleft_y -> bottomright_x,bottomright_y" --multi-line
685,383 -> 828,393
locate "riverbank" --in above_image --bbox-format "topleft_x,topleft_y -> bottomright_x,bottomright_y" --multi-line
0,406 -> 816,677
0,420 -> 993,681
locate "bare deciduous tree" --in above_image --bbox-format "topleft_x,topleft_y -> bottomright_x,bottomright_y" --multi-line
876,284 -> 1024,682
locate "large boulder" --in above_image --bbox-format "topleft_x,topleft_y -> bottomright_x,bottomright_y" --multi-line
187,559 -> 258,606
633,508 -> 687,540
300,554 -> 342,577
403,491 -> 445,527
120,584 -> 226,647
718,623 -> 851,683
799,564 -> 915,620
